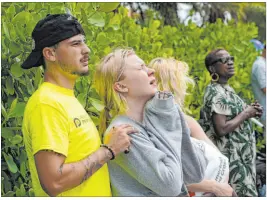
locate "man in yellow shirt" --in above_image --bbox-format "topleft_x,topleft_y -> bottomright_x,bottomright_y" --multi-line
21,14 -> 137,197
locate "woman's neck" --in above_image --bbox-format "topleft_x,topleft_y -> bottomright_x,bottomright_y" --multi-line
215,76 -> 229,84
125,97 -> 148,123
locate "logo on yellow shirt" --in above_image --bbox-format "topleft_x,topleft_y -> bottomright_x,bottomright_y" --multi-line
73,115 -> 91,128
74,118 -> 82,127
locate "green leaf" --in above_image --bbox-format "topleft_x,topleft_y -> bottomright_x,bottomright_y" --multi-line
10,62 -> 24,78
88,12 -> 105,27
234,46 -> 242,52
110,24 -> 120,31
25,17 -> 35,35
7,4 -> 16,19
76,2 -> 94,12
96,32 -> 109,46
80,8 -> 88,25
152,42 -> 162,52
210,32 -> 216,40
19,150 -> 28,163
20,163 -> 26,180
3,191 -> 15,197
2,21 -> 10,40
3,152 -> 18,174
217,31 -> 222,39
12,11 -> 32,25
90,97 -> 104,112
1,127 -> 14,139
14,23 -> 26,42
18,177 -> 24,185
15,186 -> 21,197
25,75 -> 35,95
9,98 -> 18,116
33,68 -> 42,90
1,104 -> 8,120
2,171 -> 12,192
8,23 -> 17,41
27,3 -> 36,11
6,76 -> 14,95
152,20 -> 161,29
98,2 -> 120,12
90,115 -> 100,126
20,184 -> 26,196
28,188 -> 35,197
87,105 -> 98,113
10,134 -> 23,145
9,42 -> 21,57
77,93 -> 87,107
118,6 -> 128,16
108,14 -> 121,30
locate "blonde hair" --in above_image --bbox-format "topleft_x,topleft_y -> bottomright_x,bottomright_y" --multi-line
94,48 -> 135,135
148,58 -> 194,107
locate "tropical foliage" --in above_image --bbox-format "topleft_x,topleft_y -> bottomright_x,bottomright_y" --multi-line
1,2 -> 264,196
123,2 -> 266,41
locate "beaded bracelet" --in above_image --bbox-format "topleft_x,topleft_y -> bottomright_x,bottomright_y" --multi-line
100,144 -> 115,160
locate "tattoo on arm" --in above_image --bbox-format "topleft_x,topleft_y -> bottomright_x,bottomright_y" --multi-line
58,164 -> 63,175
42,149 -> 64,175
80,150 -> 111,183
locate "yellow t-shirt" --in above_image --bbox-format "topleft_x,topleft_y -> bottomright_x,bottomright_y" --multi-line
22,82 -> 111,197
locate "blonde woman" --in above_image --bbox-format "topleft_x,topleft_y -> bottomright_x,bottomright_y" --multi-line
94,48 -> 206,196
149,57 -> 235,196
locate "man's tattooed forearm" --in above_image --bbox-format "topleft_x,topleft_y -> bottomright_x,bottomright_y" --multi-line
80,156 -> 106,183
58,164 -> 63,175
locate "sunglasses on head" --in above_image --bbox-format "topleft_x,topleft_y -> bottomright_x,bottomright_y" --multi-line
210,56 -> 234,65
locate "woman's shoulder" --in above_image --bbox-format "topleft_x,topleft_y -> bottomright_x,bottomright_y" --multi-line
205,82 -> 220,91
106,115 -> 144,135
110,115 -> 139,127
203,83 -> 219,99
104,115 -> 151,143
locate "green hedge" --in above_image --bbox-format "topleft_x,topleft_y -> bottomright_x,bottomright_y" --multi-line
1,2 -> 262,196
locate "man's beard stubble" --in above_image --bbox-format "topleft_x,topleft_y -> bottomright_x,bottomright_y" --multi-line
59,61 -> 89,76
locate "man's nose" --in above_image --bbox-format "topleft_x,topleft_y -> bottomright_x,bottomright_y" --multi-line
82,43 -> 91,54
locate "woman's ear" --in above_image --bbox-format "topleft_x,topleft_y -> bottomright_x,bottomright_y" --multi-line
114,82 -> 129,93
43,47 -> 56,62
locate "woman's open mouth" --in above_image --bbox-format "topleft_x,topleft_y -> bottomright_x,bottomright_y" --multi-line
150,79 -> 157,86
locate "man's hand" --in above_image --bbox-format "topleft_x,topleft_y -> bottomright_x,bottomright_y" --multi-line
104,124 -> 139,155
34,124 -> 138,196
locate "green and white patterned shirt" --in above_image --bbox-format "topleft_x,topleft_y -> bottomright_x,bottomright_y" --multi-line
200,82 -> 258,197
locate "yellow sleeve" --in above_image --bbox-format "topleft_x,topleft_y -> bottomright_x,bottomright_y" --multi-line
28,103 -> 69,156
